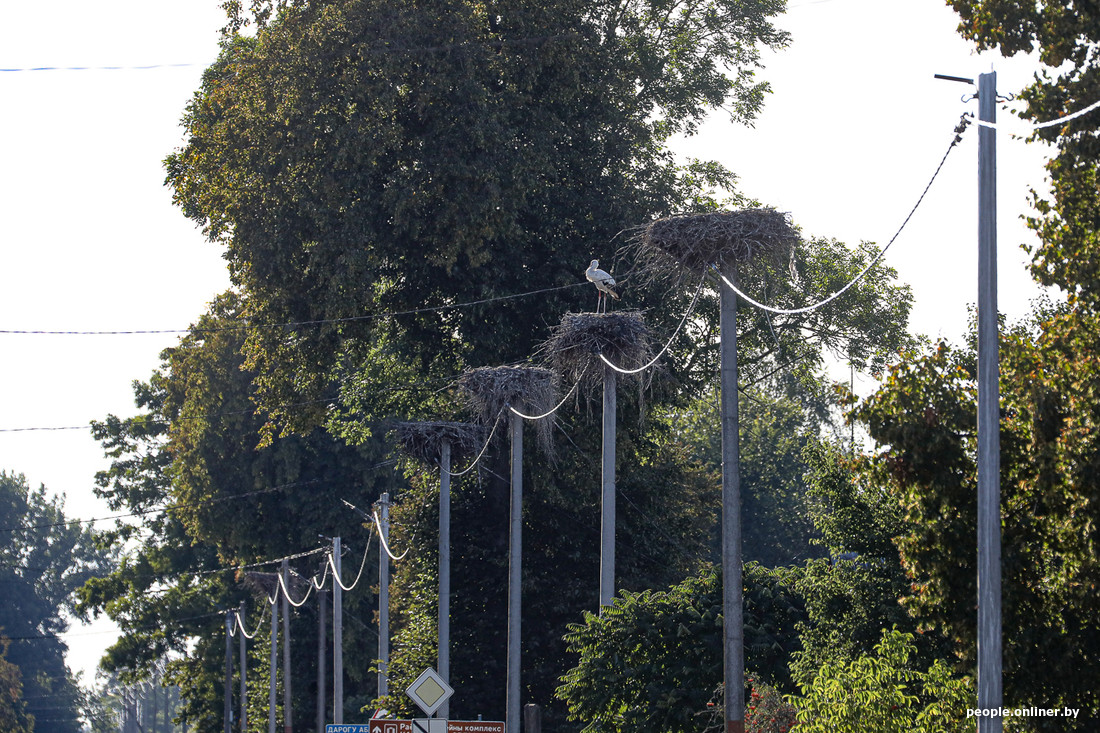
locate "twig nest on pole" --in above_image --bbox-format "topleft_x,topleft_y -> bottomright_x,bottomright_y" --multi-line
458,366 -> 557,454
627,208 -> 799,282
241,570 -> 308,597
392,421 -> 486,466
539,311 -> 653,393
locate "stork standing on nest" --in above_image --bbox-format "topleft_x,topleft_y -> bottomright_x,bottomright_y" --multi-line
585,259 -> 620,313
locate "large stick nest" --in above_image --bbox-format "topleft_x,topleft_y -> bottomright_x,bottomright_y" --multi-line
538,311 -> 653,392
241,570 -> 309,598
458,366 -> 557,455
625,208 -> 799,285
392,421 -> 486,465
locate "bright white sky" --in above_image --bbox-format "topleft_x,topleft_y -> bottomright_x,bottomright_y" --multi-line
0,0 -> 1058,689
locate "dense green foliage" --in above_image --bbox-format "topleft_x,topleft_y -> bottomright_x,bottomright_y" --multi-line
167,0 -> 790,437
556,565 -> 804,733
0,471 -> 111,733
791,628 -> 975,733
79,295 -> 399,729
0,639 -> 32,733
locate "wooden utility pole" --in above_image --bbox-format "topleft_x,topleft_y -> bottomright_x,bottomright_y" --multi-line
506,412 -> 523,733
224,611 -> 233,733
977,70 -> 1003,733
439,440 -> 452,719
720,269 -> 744,733
240,601 -> 248,733
377,494 -> 391,699
317,586 -> 326,733
600,366 -> 617,610
282,559 -> 293,733
333,537 -> 343,724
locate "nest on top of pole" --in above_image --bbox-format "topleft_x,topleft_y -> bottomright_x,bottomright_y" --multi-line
241,569 -> 309,599
538,310 -> 654,408
623,208 -> 799,285
457,365 -> 557,455
392,421 -> 486,467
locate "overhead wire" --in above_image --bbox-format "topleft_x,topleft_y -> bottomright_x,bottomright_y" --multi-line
327,533 -> 376,592
971,97 -> 1100,132
0,281 -> 589,336
598,271 -> 707,375
508,380 -> 581,420
0,478 -> 323,534
440,408 -> 506,477
371,510 -> 409,562
715,114 -> 971,316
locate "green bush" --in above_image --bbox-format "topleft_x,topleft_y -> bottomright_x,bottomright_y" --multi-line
789,628 -> 974,733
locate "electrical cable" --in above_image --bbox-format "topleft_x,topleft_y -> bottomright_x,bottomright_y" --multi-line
0,282 -> 589,336
715,114 -> 970,316
276,566 -> 318,608
971,97 -> 1100,132
507,380 -> 580,420
598,272 -> 707,375
0,478 -> 323,533
233,605 -> 268,641
1,63 -> 200,72
327,533 -> 376,592
440,408 -> 505,477
371,510 -> 409,562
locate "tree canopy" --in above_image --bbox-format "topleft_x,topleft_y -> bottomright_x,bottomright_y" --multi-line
0,471 -> 112,733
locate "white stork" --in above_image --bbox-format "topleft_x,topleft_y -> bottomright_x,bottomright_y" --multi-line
585,259 -> 620,313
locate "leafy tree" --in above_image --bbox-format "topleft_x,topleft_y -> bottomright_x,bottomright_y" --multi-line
0,638 -> 32,733
790,628 -> 976,733
165,0 -> 792,435
556,564 -> 805,733
851,316 -> 1100,726
79,293 -> 401,729
0,471 -> 111,733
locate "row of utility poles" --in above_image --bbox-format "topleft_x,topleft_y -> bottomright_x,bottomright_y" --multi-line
221,492 -> 393,733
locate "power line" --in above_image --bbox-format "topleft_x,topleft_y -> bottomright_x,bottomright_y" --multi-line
0,63 -> 201,72
599,272 -> 707,375
0,479 -> 322,534
717,114 -> 971,316
0,282 -> 588,336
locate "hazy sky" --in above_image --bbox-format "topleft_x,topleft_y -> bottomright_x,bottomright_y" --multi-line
0,0 -> 1060,690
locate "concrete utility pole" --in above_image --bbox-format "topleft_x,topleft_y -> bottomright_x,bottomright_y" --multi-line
506,412 -> 523,733
282,559 -> 293,733
240,601 -> 248,733
377,494 -> 392,700
439,440 -> 452,719
225,611 -> 233,733
317,586 -> 326,733
977,70 -> 1003,733
720,268 -> 745,733
269,589 -> 279,733
333,537 -> 343,724
600,366 -> 617,610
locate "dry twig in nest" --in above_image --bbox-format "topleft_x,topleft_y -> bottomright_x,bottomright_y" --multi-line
392,421 -> 486,466
458,366 -> 557,455
624,208 -> 799,286
538,311 -> 654,401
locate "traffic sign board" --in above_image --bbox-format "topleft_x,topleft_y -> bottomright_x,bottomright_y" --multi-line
326,721 -> 504,733
406,668 -> 454,717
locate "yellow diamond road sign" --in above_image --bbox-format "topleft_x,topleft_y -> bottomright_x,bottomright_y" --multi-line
405,668 -> 454,717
